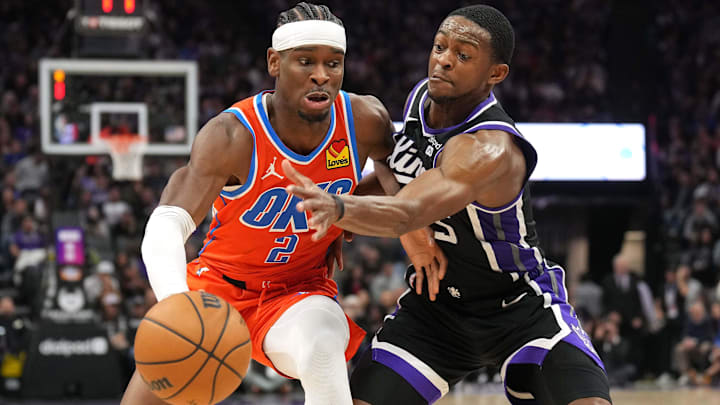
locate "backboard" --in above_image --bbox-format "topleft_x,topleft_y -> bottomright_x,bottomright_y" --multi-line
39,58 -> 198,155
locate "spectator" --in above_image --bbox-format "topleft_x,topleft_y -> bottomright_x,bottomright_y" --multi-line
573,272 -> 604,319
99,291 -> 131,380
102,186 -> 131,227
687,227 -> 717,287
674,301 -> 715,386
83,260 -> 121,309
341,264 -> 369,297
683,198 -> 717,244
0,294 -> 28,395
9,215 -> 45,273
12,146 -> 48,197
677,264 -> 703,311
593,316 -> 636,386
369,262 -> 405,303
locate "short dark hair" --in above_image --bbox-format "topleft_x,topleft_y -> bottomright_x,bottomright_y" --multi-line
277,2 -> 343,27
448,5 -> 515,65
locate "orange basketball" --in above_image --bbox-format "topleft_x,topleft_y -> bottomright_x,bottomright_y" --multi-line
134,291 -> 251,405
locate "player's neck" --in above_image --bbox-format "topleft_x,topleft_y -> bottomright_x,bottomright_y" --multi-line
267,93 -> 332,155
426,89 -> 491,129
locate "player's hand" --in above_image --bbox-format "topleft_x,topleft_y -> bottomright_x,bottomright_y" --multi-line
283,159 -> 340,241
325,233 -> 344,278
400,227 -> 447,301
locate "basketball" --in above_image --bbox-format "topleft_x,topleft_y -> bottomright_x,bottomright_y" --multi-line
133,291 -> 251,405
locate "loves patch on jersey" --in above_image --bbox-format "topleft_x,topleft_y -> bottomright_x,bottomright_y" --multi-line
326,139 -> 350,169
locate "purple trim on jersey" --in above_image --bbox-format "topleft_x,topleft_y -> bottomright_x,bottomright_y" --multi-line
489,243 -> 536,272
372,348 -> 442,403
467,123 -> 523,138
419,91 -> 496,135
500,207 -> 521,244
474,208 -> 498,240
403,79 -> 429,121
469,205 -> 541,272
558,304 -> 606,371
472,188 -> 524,212
432,146 -> 444,168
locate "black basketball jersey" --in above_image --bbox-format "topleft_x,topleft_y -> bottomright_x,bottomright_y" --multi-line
389,79 -> 548,306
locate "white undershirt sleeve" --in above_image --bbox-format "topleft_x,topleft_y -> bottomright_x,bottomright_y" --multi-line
141,205 -> 197,301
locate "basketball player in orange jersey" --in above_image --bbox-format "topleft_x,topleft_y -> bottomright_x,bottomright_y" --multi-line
120,3 -> 445,405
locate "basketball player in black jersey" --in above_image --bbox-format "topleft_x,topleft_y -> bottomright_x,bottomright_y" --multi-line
284,4 -> 611,405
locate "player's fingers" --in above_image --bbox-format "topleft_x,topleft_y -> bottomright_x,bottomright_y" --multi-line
312,225 -> 329,242
437,254 -> 447,280
414,267 -> 425,296
336,238 -> 344,271
282,159 -> 315,188
428,262 -> 438,301
286,185 -> 316,199
325,249 -> 335,278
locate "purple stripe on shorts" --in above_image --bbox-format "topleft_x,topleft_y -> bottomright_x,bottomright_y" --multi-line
507,345 -> 549,367
372,348 -> 442,404
558,304 -> 606,371
518,248 -> 540,272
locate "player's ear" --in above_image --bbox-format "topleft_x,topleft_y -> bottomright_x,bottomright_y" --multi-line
267,48 -> 281,78
488,63 -> 509,86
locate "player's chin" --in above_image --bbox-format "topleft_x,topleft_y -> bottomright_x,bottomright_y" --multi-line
427,87 -> 457,104
297,109 -> 330,123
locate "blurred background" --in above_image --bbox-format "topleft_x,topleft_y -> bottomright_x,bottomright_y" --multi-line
1,0 -> 720,403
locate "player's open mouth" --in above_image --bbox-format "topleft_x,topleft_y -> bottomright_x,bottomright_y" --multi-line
304,92 -> 331,109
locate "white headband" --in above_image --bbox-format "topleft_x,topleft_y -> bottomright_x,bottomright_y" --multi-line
272,20 -> 346,53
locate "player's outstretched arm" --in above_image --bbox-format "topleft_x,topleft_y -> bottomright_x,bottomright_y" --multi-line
284,129 -> 526,238
142,113 -> 251,301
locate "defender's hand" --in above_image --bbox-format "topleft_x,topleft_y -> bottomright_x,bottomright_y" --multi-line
283,159 -> 340,241
400,227 -> 447,301
325,233 -> 344,278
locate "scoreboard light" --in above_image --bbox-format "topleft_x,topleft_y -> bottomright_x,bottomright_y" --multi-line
75,0 -> 146,36
124,0 -> 135,14
53,70 -> 66,101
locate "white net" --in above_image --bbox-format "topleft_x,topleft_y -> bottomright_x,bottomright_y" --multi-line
100,135 -> 148,181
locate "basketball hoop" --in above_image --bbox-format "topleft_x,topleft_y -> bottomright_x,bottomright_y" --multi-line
99,133 -> 148,181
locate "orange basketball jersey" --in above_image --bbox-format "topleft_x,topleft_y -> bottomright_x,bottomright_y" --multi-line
195,90 -> 362,282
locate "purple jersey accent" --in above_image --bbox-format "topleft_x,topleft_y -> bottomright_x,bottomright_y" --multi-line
403,79 -> 429,121
419,91 -> 497,135
372,348 -> 443,403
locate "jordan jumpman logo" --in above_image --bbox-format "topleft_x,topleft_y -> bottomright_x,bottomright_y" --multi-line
261,156 -> 284,180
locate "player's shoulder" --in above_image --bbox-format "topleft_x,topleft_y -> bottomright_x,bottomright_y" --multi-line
345,92 -> 391,130
191,111 -> 253,158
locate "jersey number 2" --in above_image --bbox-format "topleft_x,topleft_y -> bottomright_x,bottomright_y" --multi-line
265,235 -> 299,263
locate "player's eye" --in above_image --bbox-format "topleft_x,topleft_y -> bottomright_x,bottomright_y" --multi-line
458,53 -> 470,61
298,58 -> 311,65
327,61 -> 341,68
434,43 -> 444,52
